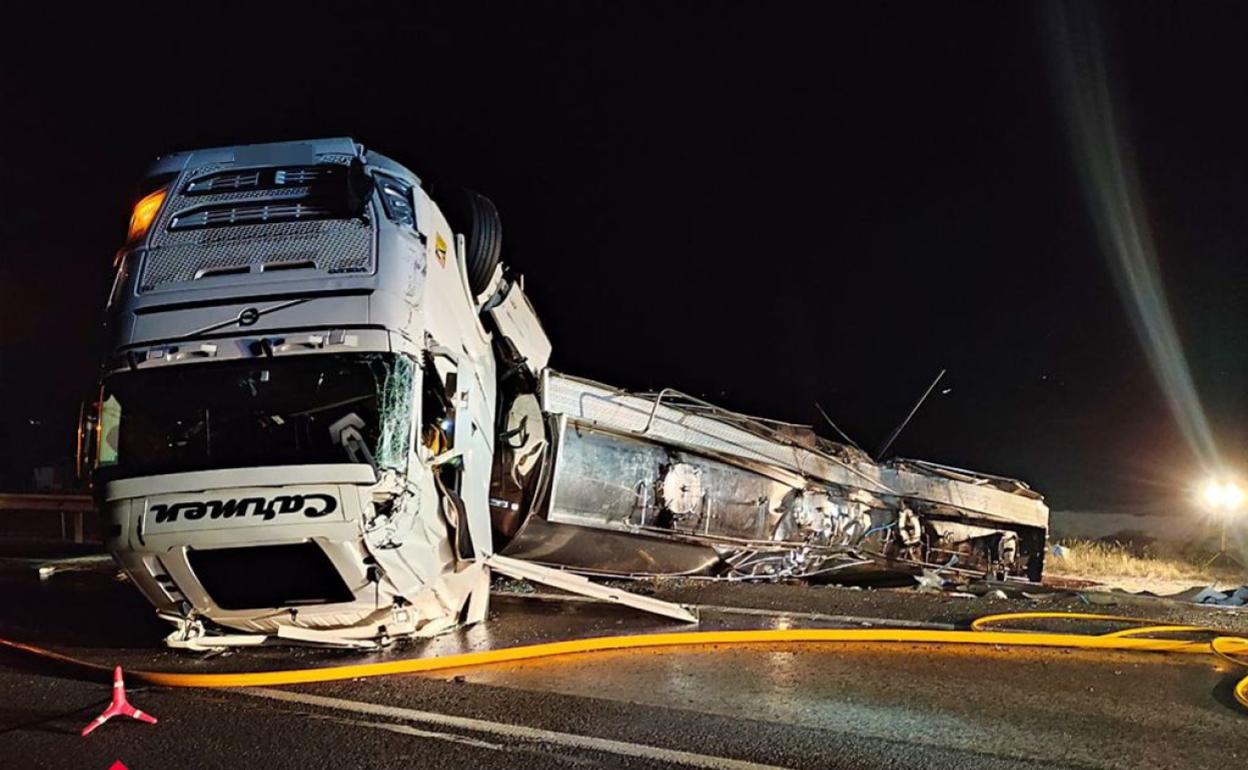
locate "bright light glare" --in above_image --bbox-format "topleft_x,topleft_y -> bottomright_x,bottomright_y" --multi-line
1049,6 -> 1221,470
126,188 -> 166,242
1199,478 -> 1245,512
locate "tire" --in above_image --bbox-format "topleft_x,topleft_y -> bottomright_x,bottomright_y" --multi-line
438,188 -> 502,296
1027,548 -> 1046,583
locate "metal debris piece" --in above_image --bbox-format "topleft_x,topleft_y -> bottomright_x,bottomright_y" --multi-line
1190,585 -> 1248,607
487,554 -> 698,624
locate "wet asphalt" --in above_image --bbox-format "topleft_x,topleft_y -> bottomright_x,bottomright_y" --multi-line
1,546 -> 1246,769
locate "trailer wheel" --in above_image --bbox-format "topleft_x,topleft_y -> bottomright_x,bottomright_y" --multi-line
1027,548 -> 1045,582
439,189 -> 502,296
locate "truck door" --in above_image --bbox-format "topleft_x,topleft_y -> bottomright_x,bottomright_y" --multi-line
423,350 -> 495,559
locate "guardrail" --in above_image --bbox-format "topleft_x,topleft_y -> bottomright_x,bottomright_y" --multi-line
0,493 -> 95,543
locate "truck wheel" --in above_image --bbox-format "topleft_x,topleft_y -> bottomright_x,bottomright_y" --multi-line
439,188 -> 502,296
1027,549 -> 1045,582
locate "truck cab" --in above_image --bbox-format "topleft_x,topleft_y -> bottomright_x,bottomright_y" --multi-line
91,138 -> 523,647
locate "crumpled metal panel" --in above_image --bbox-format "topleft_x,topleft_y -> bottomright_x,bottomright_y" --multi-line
499,513 -> 723,575
539,371 -> 1049,530
547,421 -> 791,541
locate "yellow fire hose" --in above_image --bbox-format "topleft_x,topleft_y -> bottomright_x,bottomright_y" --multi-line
1,612 -> 1246,707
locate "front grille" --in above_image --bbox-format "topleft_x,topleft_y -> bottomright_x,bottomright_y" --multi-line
276,167 -> 338,185
184,165 -> 346,195
139,156 -> 376,291
169,201 -> 341,231
185,170 -> 262,194
139,219 -> 373,290
187,543 -> 356,610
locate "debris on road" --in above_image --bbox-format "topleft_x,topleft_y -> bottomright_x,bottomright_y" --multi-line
1182,585 -> 1248,607
34,555 -> 116,581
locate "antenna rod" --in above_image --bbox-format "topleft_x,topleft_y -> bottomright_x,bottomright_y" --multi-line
875,369 -> 946,460
814,401 -> 864,452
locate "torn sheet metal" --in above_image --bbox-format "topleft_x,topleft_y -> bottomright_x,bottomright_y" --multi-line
538,371 -> 1047,528
487,554 -> 697,623
495,371 -> 1049,583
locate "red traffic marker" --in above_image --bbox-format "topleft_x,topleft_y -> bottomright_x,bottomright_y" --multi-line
81,667 -> 158,737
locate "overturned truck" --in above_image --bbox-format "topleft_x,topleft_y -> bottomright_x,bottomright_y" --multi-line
85,138 -> 1047,649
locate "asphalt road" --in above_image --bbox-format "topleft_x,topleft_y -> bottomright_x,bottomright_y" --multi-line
1,549 -> 1246,769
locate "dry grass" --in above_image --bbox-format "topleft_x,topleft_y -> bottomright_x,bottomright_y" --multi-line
1048,538 -> 1245,586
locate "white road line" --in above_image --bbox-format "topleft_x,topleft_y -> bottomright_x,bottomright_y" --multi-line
241,687 -> 793,770
306,712 -> 507,751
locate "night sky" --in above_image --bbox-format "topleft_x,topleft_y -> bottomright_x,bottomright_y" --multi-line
1,2 -> 1245,510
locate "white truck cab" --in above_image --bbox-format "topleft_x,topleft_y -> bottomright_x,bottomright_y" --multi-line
94,138 -> 525,647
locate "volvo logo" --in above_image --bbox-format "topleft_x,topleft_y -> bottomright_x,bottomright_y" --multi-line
238,307 -> 260,326
148,494 -> 337,524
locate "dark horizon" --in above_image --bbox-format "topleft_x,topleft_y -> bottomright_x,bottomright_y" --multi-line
2,1 -> 1245,512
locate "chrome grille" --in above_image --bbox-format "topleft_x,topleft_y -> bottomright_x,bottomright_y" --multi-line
169,201 -> 340,231
185,170 -> 263,194
139,220 -> 373,291
139,154 -> 374,292
184,165 -> 346,195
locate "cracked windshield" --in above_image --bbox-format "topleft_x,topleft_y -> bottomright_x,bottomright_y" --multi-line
95,354 -> 414,481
